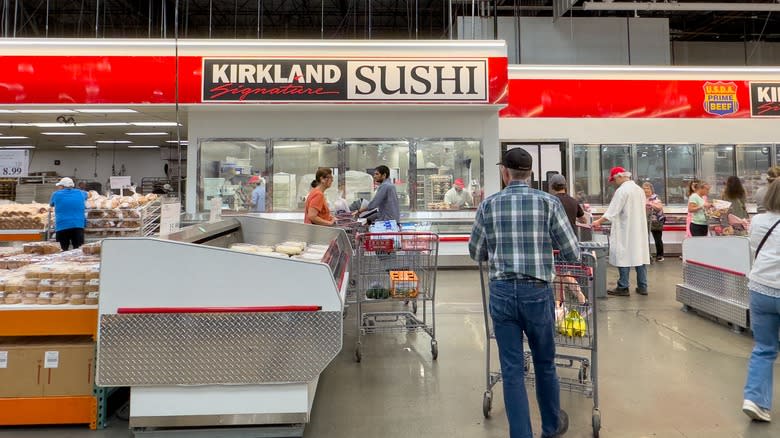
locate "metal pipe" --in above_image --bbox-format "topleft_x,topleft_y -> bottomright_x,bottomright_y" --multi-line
448,0 -> 452,39
582,1 -> 780,12
471,0 -> 475,39
95,0 -> 99,38
493,0 -> 497,40
45,0 -> 49,37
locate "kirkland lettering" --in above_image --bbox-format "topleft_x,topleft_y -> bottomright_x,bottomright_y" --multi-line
353,65 -> 479,96
211,63 -> 341,84
756,86 -> 780,103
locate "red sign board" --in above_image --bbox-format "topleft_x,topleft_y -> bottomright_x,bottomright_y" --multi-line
500,79 -> 754,118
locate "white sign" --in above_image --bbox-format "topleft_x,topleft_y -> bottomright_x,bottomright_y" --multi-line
347,60 -> 487,101
0,150 -> 29,177
0,351 -> 7,369
44,351 -> 59,369
159,202 -> 181,238
209,197 -> 222,223
110,176 -> 132,190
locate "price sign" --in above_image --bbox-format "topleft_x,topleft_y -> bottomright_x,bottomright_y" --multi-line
209,197 -> 222,223
159,201 -> 181,238
110,176 -> 132,190
0,150 -> 29,177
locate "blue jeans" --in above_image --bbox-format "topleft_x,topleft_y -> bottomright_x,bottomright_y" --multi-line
617,265 -> 648,289
744,290 -> 780,409
489,279 -> 560,438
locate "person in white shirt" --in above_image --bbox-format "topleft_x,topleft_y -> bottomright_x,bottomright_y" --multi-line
742,179 -> 780,423
444,178 -> 473,209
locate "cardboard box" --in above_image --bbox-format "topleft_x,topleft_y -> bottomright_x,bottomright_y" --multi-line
0,337 -> 95,398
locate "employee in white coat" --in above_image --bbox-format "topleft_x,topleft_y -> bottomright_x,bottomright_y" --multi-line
592,167 -> 651,296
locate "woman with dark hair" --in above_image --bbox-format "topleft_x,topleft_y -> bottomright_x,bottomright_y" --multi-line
722,175 -> 748,219
304,167 -> 335,226
642,182 -> 665,261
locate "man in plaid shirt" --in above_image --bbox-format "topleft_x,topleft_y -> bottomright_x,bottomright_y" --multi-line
470,148 -> 580,438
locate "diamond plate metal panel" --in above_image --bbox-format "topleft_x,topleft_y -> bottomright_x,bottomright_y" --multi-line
682,263 -> 748,307
97,311 -> 342,386
676,285 -> 748,329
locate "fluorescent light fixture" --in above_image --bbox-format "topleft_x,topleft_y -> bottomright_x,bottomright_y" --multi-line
0,136 -> 29,140
16,109 -> 76,114
76,108 -> 137,114
95,140 -> 132,144
76,122 -> 131,127
130,122 -> 181,127
41,132 -> 86,136
0,110 -> 15,113
65,145 -> 97,149
125,132 -> 168,136
0,145 -> 34,149
165,140 -> 188,144
31,123 -> 72,128
33,122 -> 131,128
127,145 -> 160,149
0,123 -> 31,127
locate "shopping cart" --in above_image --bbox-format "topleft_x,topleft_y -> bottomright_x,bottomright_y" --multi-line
479,253 -> 601,437
353,231 -> 439,363
335,216 -> 367,307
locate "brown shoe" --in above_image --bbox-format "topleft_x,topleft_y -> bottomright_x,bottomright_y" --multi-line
607,287 -> 629,296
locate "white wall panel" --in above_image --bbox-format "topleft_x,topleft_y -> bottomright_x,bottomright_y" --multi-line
29,149 -> 166,186
628,17 -> 671,65
673,41 -> 780,66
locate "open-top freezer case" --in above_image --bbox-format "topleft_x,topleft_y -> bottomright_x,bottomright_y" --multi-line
94,216 -> 351,434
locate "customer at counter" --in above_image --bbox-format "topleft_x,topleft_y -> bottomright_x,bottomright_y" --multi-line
688,181 -> 711,237
304,168 -> 335,226
754,166 -> 780,214
444,178 -> 473,209
359,165 -> 400,223
742,179 -> 780,423
643,182 -> 665,262
722,176 -> 748,220
49,177 -> 88,251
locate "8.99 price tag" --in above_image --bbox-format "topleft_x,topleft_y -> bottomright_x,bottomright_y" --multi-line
0,150 -> 29,177
2,167 -> 23,176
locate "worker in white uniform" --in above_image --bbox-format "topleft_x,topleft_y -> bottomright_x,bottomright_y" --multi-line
444,178 -> 473,209
592,166 -> 651,296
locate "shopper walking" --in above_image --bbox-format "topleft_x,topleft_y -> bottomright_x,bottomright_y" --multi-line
642,182 -> 665,262
688,181 -> 711,237
304,168 -> 335,226
592,167 -> 651,296
469,148 -> 579,438
49,177 -> 88,251
549,173 -> 586,233
742,179 -> 780,423
754,166 -> 780,214
360,165 -> 400,223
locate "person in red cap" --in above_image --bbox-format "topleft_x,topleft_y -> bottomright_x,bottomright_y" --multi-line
444,177 -> 473,209
248,175 -> 266,212
592,166 -> 651,296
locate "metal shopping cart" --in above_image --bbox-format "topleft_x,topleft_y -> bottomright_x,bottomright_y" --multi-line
353,231 -> 439,363
335,215 -> 367,307
479,253 -> 601,437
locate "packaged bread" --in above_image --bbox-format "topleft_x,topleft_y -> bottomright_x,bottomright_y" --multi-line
51,280 -> 68,294
0,278 -> 6,292
67,281 -> 85,294
85,265 -> 100,279
69,294 -> 85,305
4,292 -> 21,304
37,279 -> 53,292
5,276 -> 25,293
51,292 -> 67,305
50,266 -> 69,280
81,242 -> 102,256
22,293 -> 38,304
85,292 -> 99,305
274,245 -> 303,256
85,279 -> 100,293
279,241 -> 306,251
36,292 -> 52,305
68,268 -> 86,280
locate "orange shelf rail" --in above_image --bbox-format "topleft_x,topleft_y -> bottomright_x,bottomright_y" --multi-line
0,396 -> 97,429
0,307 -> 98,337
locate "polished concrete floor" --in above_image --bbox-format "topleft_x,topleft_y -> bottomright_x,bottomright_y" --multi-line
2,259 -> 779,437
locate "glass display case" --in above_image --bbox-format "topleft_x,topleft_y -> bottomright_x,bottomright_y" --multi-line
199,140 -> 267,211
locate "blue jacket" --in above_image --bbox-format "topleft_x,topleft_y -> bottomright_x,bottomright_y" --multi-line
50,188 -> 87,231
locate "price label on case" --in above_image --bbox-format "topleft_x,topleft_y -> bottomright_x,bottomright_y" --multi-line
0,150 -> 29,177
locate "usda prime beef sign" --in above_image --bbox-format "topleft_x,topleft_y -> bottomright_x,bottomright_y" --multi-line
202,59 -> 488,103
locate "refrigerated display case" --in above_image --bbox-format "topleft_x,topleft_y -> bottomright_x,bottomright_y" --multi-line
95,216 -> 351,435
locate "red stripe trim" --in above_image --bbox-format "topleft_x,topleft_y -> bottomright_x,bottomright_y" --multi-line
685,260 -> 746,277
117,306 -> 322,314
439,236 -> 470,242
663,225 -> 687,231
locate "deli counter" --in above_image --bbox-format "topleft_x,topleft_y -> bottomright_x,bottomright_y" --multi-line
95,216 -> 351,435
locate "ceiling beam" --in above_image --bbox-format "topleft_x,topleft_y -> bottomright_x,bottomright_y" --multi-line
583,1 -> 780,12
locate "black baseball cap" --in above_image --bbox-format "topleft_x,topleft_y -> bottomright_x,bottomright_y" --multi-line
497,148 -> 533,171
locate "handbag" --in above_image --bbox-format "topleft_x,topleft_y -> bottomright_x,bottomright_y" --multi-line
755,218 -> 780,258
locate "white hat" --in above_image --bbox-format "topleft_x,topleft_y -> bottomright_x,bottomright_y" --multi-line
162,184 -> 173,192
55,177 -> 75,188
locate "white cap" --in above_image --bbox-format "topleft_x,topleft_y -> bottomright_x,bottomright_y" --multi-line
55,177 -> 75,188
162,184 -> 173,192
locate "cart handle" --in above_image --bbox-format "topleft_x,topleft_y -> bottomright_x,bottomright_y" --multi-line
117,306 -> 322,314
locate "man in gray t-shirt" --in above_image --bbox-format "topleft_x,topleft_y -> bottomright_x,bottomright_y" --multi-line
363,165 -> 400,223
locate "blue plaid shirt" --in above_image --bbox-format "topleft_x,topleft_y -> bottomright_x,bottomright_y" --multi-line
469,181 -> 580,282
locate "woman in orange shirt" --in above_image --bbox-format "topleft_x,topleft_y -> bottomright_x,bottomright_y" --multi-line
304,167 -> 335,226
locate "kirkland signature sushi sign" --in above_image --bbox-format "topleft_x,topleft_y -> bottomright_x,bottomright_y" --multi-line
202,58 -> 488,103
750,82 -> 780,117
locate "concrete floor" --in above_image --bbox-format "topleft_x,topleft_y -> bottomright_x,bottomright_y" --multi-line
2,259 -> 779,437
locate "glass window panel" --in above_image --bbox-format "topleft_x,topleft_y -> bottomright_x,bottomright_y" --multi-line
416,140 -> 482,210
635,145 -> 665,202
573,145 -> 601,204
198,140 -> 267,212
700,145 -> 735,198
273,140 -> 338,212
664,145 -> 696,205
736,144 -> 772,201
601,145 -> 632,203
776,144 -> 780,167
344,140 -> 410,211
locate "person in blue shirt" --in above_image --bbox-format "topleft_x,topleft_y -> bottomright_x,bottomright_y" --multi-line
359,165 -> 400,223
249,176 -> 266,212
50,177 -> 87,251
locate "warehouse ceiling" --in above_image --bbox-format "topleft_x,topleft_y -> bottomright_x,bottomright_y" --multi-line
0,0 -> 778,42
